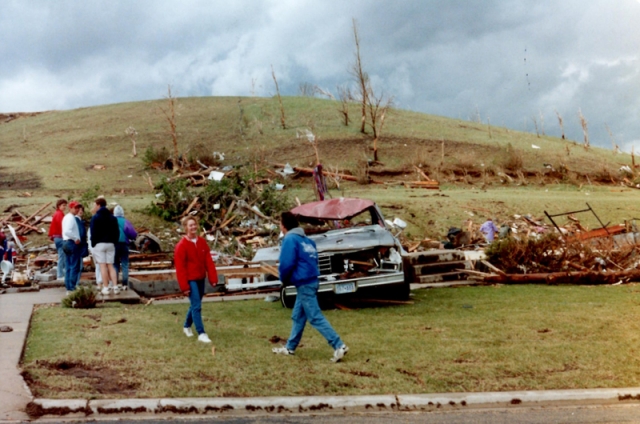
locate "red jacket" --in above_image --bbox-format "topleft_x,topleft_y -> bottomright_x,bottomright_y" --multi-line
48,209 -> 65,239
174,236 -> 218,292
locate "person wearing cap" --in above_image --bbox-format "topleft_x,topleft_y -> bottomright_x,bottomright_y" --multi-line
48,199 -> 68,281
113,205 -> 137,290
61,201 -> 82,293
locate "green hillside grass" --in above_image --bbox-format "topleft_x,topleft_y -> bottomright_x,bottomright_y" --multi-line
0,96 -> 632,194
1,96 -> 637,243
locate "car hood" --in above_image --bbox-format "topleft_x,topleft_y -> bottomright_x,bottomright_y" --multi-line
251,225 -> 399,263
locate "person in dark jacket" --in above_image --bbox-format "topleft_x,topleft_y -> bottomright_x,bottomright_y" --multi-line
272,212 -> 349,362
89,197 -> 120,296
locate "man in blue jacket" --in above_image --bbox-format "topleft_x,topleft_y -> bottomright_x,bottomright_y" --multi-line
272,212 -> 349,362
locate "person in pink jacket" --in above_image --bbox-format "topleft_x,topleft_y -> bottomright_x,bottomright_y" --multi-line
174,216 -> 218,343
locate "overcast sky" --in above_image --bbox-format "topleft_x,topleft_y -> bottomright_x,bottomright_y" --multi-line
2,0 -> 640,151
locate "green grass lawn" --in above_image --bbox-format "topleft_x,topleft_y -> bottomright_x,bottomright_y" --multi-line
22,284 -> 640,399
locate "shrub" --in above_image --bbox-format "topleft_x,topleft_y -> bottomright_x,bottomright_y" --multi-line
62,285 -> 98,309
501,143 -> 524,172
142,145 -> 171,169
146,167 -> 292,230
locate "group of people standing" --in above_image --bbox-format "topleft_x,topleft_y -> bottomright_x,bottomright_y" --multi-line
48,197 -> 137,296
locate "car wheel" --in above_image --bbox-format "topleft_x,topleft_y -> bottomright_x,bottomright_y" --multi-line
280,285 -> 296,308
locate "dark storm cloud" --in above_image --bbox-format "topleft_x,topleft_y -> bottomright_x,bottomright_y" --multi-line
2,0 -> 640,150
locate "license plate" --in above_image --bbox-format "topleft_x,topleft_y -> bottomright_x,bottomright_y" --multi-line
335,282 -> 356,294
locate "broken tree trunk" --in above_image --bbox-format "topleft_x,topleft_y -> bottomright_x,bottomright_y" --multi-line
272,163 -> 358,182
483,269 -> 640,285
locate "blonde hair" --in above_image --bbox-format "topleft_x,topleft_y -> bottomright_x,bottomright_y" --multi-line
181,216 -> 198,229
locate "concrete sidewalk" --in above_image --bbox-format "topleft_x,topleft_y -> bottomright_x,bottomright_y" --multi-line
0,287 -> 65,422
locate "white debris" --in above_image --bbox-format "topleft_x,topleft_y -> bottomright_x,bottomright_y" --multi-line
392,217 -> 407,229
208,171 -> 225,181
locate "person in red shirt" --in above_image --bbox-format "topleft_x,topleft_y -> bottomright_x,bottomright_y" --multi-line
48,199 -> 68,280
174,216 -> 218,344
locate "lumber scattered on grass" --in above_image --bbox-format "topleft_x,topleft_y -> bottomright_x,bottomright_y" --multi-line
272,163 -> 358,181
481,269 -> 640,285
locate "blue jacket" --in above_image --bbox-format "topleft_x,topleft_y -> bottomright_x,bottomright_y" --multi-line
278,227 -> 319,287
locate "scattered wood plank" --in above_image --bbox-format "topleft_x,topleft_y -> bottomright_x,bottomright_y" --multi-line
480,260 -> 506,276
180,197 -> 199,218
272,163 -> 358,182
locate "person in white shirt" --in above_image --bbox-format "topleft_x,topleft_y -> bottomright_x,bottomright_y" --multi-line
61,201 -> 82,294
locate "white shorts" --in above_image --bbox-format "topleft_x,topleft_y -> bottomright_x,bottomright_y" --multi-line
92,243 -> 115,264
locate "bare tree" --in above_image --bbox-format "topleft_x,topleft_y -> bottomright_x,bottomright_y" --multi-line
605,123 -> 620,153
125,126 -> 138,157
532,116 -> 540,138
337,85 -> 352,126
539,111 -> 545,136
313,85 -> 335,100
159,85 -> 180,171
367,89 -> 392,162
299,82 -> 315,97
350,19 -> 368,134
579,108 -> 589,149
271,65 -> 286,129
555,110 -> 565,140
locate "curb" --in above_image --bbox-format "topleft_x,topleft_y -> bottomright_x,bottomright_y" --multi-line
26,388 -> 640,419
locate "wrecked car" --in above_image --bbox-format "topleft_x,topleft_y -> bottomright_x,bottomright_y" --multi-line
252,197 -> 408,307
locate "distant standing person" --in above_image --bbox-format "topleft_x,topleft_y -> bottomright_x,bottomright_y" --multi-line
90,198 -> 120,295
75,204 -> 88,287
272,212 -> 349,363
48,199 -> 68,281
174,216 -> 218,344
61,201 -> 81,294
113,205 -> 137,290
480,218 -> 500,243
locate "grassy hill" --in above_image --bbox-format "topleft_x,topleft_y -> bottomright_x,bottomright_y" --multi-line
0,96 -> 637,242
0,96 -> 632,194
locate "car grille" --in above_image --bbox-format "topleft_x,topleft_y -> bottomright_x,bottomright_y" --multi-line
318,255 -> 333,275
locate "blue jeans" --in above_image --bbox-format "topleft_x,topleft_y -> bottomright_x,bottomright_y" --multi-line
184,280 -> 206,335
286,281 -> 343,351
114,242 -> 130,287
54,237 -> 66,279
62,240 -> 81,291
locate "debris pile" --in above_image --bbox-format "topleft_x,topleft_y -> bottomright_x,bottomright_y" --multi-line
0,202 -> 51,239
148,166 -> 291,259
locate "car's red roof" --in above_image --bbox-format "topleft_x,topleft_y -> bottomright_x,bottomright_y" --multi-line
290,198 -> 375,220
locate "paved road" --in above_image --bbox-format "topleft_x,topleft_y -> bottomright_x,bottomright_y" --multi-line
58,404 -> 640,423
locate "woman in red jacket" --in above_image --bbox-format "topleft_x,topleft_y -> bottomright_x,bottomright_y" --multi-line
174,216 -> 218,343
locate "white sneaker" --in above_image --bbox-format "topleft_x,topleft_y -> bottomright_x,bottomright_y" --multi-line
183,327 -> 194,337
331,344 -> 349,363
101,287 -> 110,296
113,285 -> 121,295
272,346 -> 294,355
121,284 -> 128,291
65,291 -> 72,296
197,333 -> 212,343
